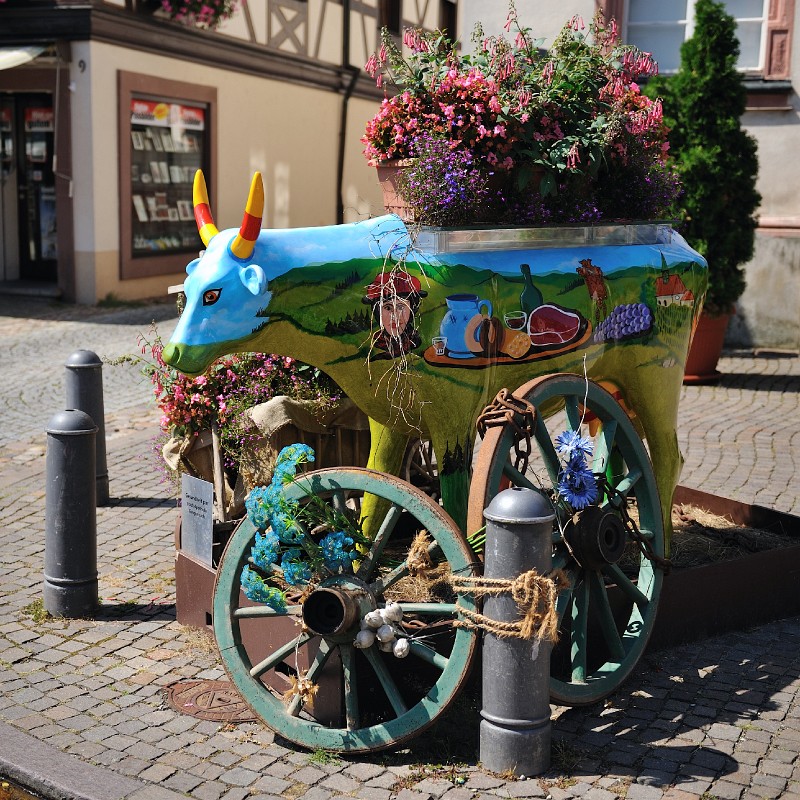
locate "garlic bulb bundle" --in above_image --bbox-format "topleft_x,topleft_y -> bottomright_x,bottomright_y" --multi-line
382,602 -> 403,623
376,624 -> 396,643
363,610 -> 384,630
354,629 -> 375,649
392,638 -> 410,658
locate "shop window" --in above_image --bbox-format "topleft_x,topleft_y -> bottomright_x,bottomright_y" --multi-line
119,71 -> 217,280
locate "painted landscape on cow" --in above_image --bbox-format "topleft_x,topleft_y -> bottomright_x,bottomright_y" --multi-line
164,171 -> 707,534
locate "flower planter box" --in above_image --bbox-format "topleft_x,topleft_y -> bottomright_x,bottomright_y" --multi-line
649,486 -> 800,650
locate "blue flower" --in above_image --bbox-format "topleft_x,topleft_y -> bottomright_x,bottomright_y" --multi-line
240,566 -> 288,611
245,484 -> 279,530
274,444 -> 315,478
557,454 -> 599,510
251,530 -> 280,570
320,531 -> 356,573
555,430 -> 594,461
280,548 -> 312,586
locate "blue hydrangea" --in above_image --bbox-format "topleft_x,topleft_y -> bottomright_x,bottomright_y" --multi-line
240,565 -> 288,612
245,483 -> 280,531
251,530 -> 280,570
557,454 -> 599,510
320,531 -> 356,573
280,548 -> 312,585
555,430 -> 594,461
274,443 -> 315,476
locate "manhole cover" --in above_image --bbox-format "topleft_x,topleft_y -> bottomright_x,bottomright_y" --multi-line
164,680 -> 257,722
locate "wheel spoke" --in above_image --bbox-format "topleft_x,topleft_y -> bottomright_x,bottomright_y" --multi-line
362,647 -> 408,717
356,503 -> 403,580
588,571 -> 625,662
501,460 -> 548,494
339,643 -> 360,730
409,640 -> 448,671
331,489 -> 347,515
609,468 -> 642,501
287,639 -> 333,717
570,578 -> 589,683
533,413 -> 561,485
603,563 -> 649,609
234,604 -> 302,618
592,419 -> 618,474
565,394 -> 582,430
398,603 -> 458,615
249,632 -> 312,679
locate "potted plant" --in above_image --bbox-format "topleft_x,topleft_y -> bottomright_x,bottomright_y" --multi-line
362,7 -> 680,226
645,0 -> 760,383
128,326 -> 343,512
154,0 -> 238,29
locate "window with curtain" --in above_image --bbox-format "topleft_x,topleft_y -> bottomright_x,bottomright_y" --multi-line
626,0 -> 768,73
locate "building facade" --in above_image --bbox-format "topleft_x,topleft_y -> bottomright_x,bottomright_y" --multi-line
462,0 -> 799,350
0,0 -> 454,303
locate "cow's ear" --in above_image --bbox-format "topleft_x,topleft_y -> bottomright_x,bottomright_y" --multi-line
240,264 -> 268,296
186,258 -> 200,276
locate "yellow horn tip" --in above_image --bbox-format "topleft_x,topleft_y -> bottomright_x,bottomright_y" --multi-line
247,172 -> 265,217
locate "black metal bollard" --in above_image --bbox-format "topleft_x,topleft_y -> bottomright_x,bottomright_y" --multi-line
480,486 -> 555,777
65,350 -> 109,505
44,409 -> 99,617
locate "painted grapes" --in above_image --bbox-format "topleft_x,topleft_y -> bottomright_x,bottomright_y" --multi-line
593,303 -> 654,343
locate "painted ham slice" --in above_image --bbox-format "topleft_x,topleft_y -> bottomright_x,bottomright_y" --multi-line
528,304 -> 583,347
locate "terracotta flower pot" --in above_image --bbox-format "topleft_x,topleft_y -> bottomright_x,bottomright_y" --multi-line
373,159 -> 417,222
683,311 -> 730,385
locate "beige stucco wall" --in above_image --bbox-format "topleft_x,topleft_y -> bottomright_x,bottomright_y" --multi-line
68,39 -> 384,304
460,0 -> 596,48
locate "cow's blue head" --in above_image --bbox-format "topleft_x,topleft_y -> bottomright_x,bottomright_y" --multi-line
162,171 -> 272,376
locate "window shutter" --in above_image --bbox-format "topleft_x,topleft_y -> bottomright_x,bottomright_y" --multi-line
765,0 -> 795,78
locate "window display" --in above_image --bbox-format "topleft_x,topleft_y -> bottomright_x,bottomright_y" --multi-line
129,97 -> 208,256
119,72 -> 216,280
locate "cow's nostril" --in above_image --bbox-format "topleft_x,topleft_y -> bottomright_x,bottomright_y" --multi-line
161,343 -> 180,366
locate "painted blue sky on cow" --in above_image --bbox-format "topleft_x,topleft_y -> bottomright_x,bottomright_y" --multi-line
172,213 -> 704,349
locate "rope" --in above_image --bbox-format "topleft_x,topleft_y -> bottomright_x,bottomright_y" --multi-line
450,568 -> 569,642
406,531 -> 434,576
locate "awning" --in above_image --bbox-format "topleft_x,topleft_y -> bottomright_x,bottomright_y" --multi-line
0,46 -> 45,71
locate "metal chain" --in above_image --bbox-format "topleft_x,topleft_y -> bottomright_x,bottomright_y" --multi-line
600,477 -> 673,574
476,388 -> 538,474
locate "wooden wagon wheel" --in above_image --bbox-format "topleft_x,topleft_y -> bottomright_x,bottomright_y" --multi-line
402,438 -> 440,502
468,374 -> 664,706
213,467 -> 479,753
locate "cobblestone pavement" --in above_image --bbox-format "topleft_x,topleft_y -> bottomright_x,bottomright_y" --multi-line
1,296 -> 799,800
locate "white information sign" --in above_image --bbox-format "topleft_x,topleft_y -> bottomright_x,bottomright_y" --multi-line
181,474 -> 214,566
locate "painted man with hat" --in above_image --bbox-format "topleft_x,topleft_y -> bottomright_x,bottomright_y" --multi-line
362,268 -> 427,359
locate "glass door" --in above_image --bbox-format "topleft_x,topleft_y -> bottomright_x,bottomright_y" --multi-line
18,93 -> 57,282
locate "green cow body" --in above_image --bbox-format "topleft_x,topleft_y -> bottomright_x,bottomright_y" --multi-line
163,211 -> 707,541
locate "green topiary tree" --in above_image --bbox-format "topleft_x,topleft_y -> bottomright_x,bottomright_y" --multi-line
645,0 -> 760,314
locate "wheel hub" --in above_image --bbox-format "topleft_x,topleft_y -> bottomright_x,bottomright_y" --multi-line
566,506 -> 627,570
301,577 -> 375,639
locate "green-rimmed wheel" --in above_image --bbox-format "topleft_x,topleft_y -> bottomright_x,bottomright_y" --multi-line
213,467 -> 479,753
468,374 -> 664,706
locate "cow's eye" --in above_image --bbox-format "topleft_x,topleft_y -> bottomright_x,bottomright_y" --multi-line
203,288 -> 222,306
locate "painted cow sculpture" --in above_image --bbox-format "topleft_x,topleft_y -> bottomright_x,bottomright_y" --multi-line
164,171 -> 707,536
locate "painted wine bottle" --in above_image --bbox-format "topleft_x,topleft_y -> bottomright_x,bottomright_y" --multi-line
519,263 -> 543,315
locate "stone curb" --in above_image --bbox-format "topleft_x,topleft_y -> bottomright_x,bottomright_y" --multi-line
0,721 -> 186,800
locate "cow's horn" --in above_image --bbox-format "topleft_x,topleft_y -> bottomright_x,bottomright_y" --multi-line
230,172 -> 264,261
193,170 -> 219,246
